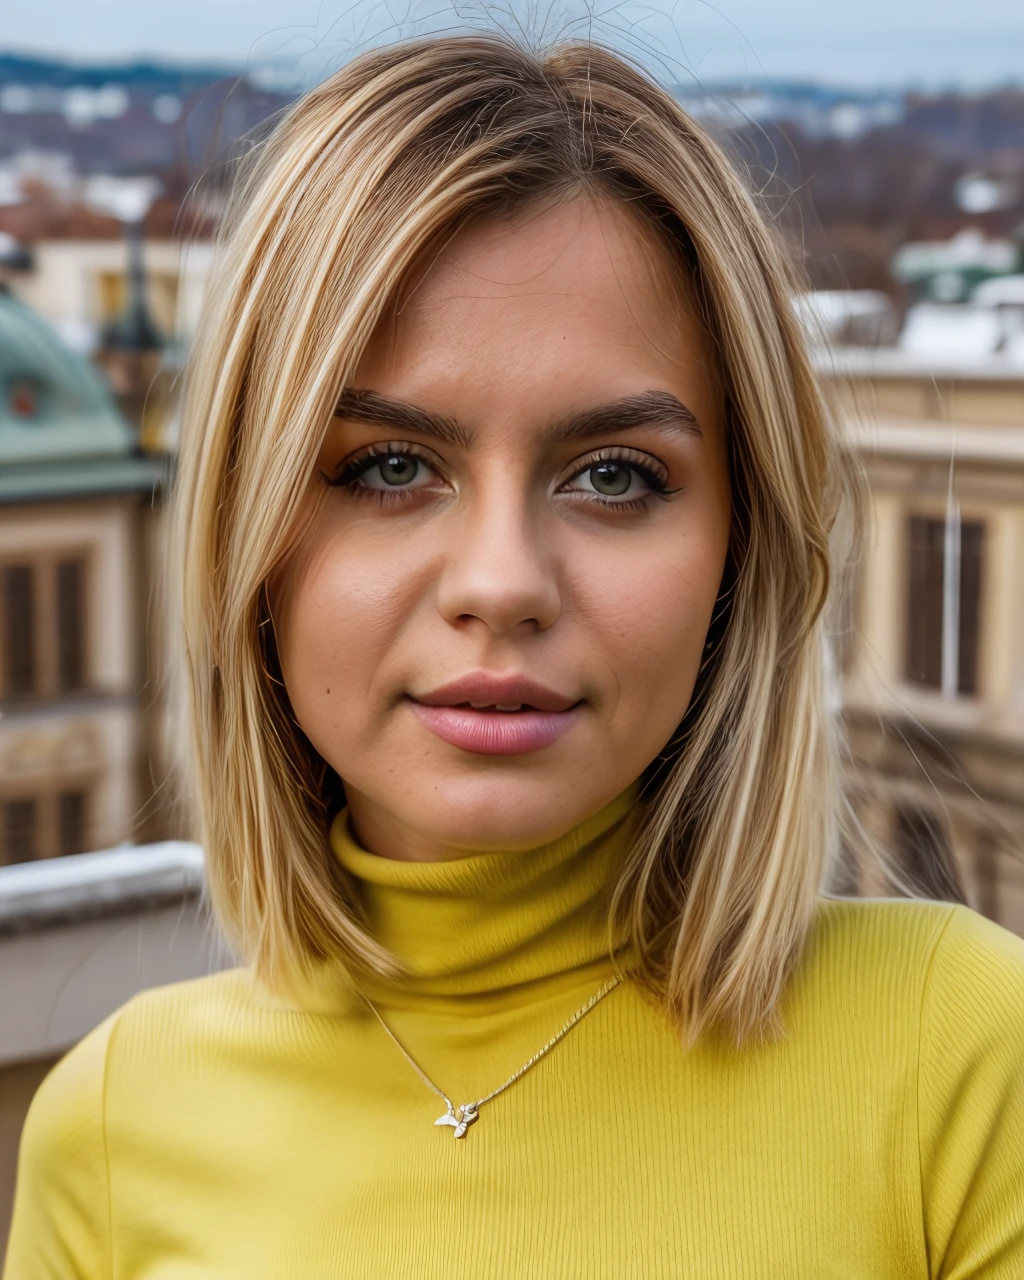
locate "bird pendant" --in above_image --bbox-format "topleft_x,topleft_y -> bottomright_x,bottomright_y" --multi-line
434,1102 -> 479,1138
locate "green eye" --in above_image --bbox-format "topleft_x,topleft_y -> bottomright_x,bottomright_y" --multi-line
330,442 -> 446,495
588,463 -> 631,496
377,454 -> 419,486
343,451 -> 435,491
564,458 -> 656,503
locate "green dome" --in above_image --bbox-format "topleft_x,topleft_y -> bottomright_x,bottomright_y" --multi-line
0,286 -> 134,466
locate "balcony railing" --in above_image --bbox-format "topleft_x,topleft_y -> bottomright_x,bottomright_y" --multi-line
0,843 -> 228,1067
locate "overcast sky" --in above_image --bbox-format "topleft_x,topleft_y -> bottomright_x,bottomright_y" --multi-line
3,0 -> 1023,87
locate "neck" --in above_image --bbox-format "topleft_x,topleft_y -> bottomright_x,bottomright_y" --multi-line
343,788 -> 578,864
329,785 -> 642,1007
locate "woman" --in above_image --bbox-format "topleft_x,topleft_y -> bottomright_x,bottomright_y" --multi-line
7,35 -> 1024,1278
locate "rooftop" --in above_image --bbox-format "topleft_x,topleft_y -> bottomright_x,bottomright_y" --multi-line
0,283 -> 162,501
815,343 -> 1024,382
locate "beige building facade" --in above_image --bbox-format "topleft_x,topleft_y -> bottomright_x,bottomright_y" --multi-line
7,236 -> 214,453
10,238 -> 213,355
0,499 -> 165,861
830,353 -> 1024,934
0,284 -> 165,865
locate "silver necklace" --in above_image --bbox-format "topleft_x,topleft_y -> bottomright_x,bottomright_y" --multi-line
361,974 -> 623,1138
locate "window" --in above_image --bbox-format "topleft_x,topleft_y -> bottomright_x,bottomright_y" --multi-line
58,790 -> 88,858
0,790 -> 94,864
894,805 -> 965,902
905,516 -> 983,695
98,268 -> 179,336
0,555 -> 89,699
2,798 -> 38,863
57,560 -> 86,692
3,564 -> 36,695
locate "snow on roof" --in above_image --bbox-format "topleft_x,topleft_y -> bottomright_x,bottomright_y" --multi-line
815,345 -> 1024,379
898,303 -> 1024,363
893,229 -> 1018,278
972,274 -> 1024,306
795,290 -> 894,323
0,841 -> 204,934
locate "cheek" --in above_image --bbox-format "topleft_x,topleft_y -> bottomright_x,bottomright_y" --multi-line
274,520 -> 426,745
573,528 -> 724,725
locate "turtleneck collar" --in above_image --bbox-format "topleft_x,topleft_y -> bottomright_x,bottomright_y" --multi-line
328,787 -> 641,1004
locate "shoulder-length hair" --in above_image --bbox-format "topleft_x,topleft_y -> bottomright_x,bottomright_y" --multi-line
173,34 -> 844,1043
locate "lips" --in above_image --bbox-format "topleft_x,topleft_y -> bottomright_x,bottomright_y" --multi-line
408,673 -> 582,755
413,674 -> 577,713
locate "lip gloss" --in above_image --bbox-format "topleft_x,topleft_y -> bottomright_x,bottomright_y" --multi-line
408,702 -> 581,755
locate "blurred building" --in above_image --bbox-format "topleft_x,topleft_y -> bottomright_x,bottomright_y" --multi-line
0,285 -> 167,865
7,234 -> 214,452
826,342 -> 1024,934
892,227 -> 1023,303
793,290 -> 900,348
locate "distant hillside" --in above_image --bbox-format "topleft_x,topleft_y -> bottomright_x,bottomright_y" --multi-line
0,52 -> 295,181
0,51 -> 237,95
2,52 -> 1021,292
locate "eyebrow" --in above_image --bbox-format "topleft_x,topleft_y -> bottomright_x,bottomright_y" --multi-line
549,391 -> 701,443
334,387 -> 701,448
334,389 -> 471,449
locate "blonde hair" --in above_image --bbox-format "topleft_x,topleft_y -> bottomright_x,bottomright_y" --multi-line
173,35 -> 844,1042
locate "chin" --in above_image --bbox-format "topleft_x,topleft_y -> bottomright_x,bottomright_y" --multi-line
406,771 -> 611,853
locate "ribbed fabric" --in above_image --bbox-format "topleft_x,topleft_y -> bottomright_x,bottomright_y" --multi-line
6,795 -> 1024,1278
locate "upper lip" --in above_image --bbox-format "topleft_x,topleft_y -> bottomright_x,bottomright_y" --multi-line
411,672 -> 579,713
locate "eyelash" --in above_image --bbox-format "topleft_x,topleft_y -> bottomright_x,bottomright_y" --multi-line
557,446 -> 676,511
325,442 -> 442,501
325,442 -> 678,512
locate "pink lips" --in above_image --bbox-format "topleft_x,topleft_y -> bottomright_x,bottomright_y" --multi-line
408,673 -> 582,756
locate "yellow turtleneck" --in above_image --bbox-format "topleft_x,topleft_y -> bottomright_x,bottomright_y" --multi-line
6,794 -> 1024,1278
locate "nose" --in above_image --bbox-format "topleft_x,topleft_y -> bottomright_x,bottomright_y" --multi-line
436,490 -> 561,635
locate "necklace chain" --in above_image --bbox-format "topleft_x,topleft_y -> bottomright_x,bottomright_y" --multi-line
361,974 -> 622,1138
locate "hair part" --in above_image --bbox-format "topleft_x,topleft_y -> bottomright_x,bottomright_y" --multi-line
173,33 -> 846,1043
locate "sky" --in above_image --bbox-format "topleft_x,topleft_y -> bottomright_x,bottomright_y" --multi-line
3,0 -> 1023,87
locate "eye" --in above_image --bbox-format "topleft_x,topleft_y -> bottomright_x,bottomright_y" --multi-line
359,452 -> 432,489
573,461 -> 650,500
560,451 -> 669,505
328,444 -> 443,493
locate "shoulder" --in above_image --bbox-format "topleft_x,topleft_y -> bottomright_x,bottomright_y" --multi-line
16,965 -> 358,1144
788,897 -> 1024,1046
808,896 -> 1024,986
18,962 -> 354,1142
803,898 -> 1024,1133
810,894 -> 959,967
912,902 -> 1024,1096
6,1010 -> 116,1275
889,906 -> 1024,1271
16,1007 -> 116,1190
10,973 -> 253,1204
95,965 -> 265,1052
5,970 -> 270,1275
918,901 -> 1024,1026
809,895 -> 1024,1004
17,966 -> 255,1128
793,896 -> 956,1011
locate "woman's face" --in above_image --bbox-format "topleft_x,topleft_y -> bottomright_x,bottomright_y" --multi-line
273,197 -> 731,861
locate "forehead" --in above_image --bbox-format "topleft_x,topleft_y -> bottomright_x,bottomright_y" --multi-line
356,195 -> 720,435
398,196 -> 693,335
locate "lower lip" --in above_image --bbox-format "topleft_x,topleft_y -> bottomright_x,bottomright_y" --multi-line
408,702 -> 582,755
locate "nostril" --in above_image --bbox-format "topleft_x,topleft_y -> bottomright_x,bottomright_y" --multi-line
438,566 -> 561,634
